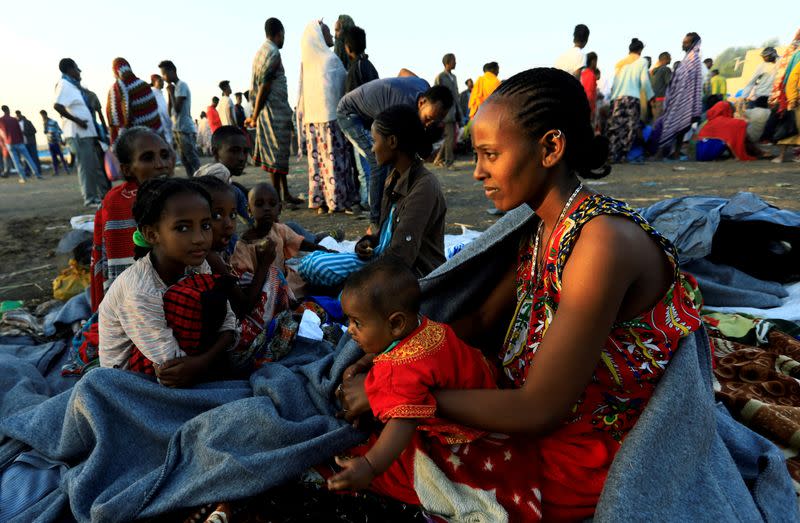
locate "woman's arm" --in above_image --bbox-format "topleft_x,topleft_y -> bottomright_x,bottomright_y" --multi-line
436,218 -> 640,434
327,418 -> 418,491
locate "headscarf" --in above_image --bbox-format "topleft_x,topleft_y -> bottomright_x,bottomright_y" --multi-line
697,101 -> 755,160
656,38 -> 703,148
298,20 -> 347,124
768,28 -> 800,113
193,162 -> 231,183
333,14 -> 355,69
107,58 -> 162,143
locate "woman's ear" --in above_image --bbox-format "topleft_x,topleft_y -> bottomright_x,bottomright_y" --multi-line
387,134 -> 399,151
539,130 -> 566,169
387,311 -> 409,339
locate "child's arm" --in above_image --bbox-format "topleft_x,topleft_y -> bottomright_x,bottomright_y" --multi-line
234,240 -> 276,317
327,418 -> 419,491
299,238 -> 335,253
156,330 -> 235,387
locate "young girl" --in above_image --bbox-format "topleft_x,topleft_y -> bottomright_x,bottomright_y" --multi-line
329,260 -> 542,521
338,68 -> 702,520
90,126 -> 174,311
298,105 -> 447,287
98,178 -> 238,388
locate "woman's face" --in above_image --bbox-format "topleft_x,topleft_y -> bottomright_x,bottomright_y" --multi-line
122,134 -> 174,184
471,100 -> 547,212
371,125 -> 396,167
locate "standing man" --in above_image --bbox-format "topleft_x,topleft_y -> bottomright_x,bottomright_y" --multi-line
218,81 -> 236,127
742,47 -> 779,106
54,58 -> 108,203
150,74 -> 173,146
40,110 -> 70,175
650,52 -> 672,120
234,92 -> 247,130
555,24 -> 590,77
207,96 -> 222,133
16,111 -> 41,175
434,53 -> 463,168
158,59 -> 200,176
459,78 -> 473,125
469,62 -> 501,119
246,17 -> 303,205
337,76 -> 453,228
0,106 -> 42,182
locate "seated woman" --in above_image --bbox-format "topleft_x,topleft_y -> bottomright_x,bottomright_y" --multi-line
697,101 -> 765,161
90,126 -> 174,311
338,68 -> 702,521
299,105 -> 446,288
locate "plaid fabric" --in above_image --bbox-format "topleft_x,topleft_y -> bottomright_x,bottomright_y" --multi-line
127,274 -> 229,375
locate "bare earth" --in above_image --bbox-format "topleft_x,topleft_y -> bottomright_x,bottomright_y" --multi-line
1,156 -> 798,306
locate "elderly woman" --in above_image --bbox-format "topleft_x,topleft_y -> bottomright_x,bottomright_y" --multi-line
297,19 -> 357,214
338,68 -> 702,520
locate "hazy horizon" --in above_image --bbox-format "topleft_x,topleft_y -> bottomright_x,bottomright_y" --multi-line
1,0 -> 796,137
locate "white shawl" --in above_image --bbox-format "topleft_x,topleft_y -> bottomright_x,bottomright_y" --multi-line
297,20 -> 346,124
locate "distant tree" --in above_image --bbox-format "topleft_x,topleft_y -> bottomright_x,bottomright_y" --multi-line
714,39 -> 778,79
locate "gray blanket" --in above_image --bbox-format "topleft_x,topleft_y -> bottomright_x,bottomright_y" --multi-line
0,338 -> 364,522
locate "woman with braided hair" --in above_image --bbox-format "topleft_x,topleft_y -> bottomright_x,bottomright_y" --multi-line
338,68 -> 701,520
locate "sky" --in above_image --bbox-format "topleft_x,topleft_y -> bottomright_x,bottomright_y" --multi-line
0,0 -> 796,135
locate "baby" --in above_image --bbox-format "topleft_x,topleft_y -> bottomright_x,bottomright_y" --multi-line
330,259 -> 497,486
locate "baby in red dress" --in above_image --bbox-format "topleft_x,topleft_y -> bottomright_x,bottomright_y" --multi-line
329,259 -> 543,522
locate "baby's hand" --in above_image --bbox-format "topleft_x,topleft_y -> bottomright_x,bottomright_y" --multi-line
327,455 -> 375,491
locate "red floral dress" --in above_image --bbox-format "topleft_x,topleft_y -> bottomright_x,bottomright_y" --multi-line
500,194 -> 702,520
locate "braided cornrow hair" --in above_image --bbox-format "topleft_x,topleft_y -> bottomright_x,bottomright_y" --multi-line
489,67 -> 611,179
132,178 -> 212,259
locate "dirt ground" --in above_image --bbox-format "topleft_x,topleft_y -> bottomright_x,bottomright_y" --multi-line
1,154 -> 798,306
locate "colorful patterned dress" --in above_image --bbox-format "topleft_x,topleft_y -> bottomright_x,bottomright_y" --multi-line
251,39 -> 293,175
500,194 -> 702,520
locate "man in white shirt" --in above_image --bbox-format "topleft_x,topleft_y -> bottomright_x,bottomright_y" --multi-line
53,58 -> 110,207
218,80 -> 237,127
743,47 -> 779,106
555,24 -> 590,77
150,74 -> 173,146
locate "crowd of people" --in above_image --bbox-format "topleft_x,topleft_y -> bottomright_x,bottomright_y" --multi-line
2,17 -> 800,522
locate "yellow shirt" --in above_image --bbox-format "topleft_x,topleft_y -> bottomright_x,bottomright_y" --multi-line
468,72 -> 501,118
710,75 -> 727,97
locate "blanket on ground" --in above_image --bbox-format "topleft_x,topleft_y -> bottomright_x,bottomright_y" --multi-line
0,337 -> 364,522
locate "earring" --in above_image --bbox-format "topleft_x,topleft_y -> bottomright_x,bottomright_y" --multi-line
553,129 -> 563,139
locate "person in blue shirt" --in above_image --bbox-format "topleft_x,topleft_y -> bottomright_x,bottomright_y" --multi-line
40,110 -> 71,175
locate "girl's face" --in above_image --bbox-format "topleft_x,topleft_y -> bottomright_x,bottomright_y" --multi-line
121,134 -> 174,184
144,192 -> 213,268
208,189 -> 237,251
370,125 -> 396,167
471,100 -> 549,212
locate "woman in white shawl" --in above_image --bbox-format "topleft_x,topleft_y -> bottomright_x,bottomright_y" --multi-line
297,19 -> 356,213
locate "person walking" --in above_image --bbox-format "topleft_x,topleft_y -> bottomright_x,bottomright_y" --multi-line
0,106 -> 42,182
40,110 -> 70,175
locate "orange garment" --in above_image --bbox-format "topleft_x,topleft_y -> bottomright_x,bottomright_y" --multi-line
230,222 -> 304,276
468,71 -> 501,118
581,68 -> 598,119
